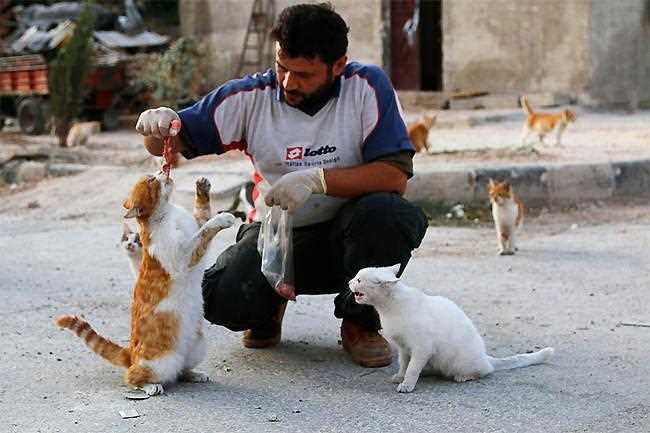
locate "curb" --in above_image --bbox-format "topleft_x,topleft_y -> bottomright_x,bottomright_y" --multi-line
173,159 -> 650,210
47,163 -> 90,177
405,158 -> 650,207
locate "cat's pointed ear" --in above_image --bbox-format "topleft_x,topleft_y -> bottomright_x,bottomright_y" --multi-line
488,178 -> 496,188
123,199 -> 141,219
124,207 -> 141,219
122,222 -> 132,234
503,182 -> 511,192
124,208 -> 141,219
380,264 -> 401,283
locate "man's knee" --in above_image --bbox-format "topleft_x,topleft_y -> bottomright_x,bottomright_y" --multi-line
341,193 -> 428,250
202,223 -> 283,330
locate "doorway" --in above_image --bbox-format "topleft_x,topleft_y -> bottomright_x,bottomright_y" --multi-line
390,0 -> 443,91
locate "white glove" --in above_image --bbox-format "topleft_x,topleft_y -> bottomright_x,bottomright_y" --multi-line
264,168 -> 327,213
135,107 -> 180,139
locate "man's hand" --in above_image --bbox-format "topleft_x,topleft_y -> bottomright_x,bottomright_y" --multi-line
136,107 -> 180,139
265,168 -> 327,212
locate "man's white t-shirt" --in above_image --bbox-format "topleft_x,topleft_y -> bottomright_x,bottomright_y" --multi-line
178,62 -> 413,227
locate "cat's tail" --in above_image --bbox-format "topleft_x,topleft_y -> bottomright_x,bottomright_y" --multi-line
488,347 -> 554,371
55,315 -> 131,368
520,95 -> 534,115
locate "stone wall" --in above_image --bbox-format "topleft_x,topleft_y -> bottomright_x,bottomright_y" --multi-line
442,0 -> 591,97
442,0 -> 650,107
180,0 -> 650,108
586,0 -> 650,108
179,0 -> 383,87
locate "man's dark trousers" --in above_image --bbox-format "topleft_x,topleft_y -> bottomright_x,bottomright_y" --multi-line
202,192 -> 428,331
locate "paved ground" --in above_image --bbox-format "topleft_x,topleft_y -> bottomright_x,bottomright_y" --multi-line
1,165 -> 650,432
1,109 -> 650,432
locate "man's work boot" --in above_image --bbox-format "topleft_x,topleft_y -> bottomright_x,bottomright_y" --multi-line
242,302 -> 287,348
341,318 -> 392,368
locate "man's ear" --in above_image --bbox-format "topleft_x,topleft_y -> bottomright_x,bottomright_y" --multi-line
332,55 -> 347,76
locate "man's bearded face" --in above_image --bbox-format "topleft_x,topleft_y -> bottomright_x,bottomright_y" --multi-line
275,46 -> 336,107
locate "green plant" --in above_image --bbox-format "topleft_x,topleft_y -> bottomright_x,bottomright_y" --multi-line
142,37 -> 213,110
48,0 -> 96,146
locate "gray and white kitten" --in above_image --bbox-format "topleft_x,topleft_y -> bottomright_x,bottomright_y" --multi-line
121,223 -> 143,277
349,264 -> 554,393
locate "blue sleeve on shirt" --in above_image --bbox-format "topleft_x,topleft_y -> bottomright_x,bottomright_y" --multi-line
347,64 -> 414,162
178,89 -> 223,156
178,71 -> 276,157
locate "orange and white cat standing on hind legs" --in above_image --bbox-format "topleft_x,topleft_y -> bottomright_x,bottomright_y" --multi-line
488,178 -> 524,256
56,173 -> 235,397
520,95 -> 576,149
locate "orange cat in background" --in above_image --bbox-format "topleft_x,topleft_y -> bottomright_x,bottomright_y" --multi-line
56,174 -> 235,396
408,113 -> 437,153
520,96 -> 576,146
488,179 -> 524,256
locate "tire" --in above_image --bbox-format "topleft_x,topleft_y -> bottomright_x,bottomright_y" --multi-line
0,116 -> 5,131
17,98 -> 45,135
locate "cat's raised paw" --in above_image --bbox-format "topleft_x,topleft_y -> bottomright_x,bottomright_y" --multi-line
209,213 -> 236,229
140,383 -> 164,396
195,177 -> 211,197
390,374 -> 404,384
396,381 -> 416,393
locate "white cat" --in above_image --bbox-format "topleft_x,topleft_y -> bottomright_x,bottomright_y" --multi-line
121,223 -> 142,277
349,265 -> 554,393
66,121 -> 101,147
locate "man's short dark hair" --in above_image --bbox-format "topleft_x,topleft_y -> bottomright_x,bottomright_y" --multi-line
270,3 -> 349,65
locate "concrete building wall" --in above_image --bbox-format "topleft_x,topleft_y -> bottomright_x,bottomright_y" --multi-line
180,0 -> 650,108
179,0 -> 251,85
179,0 -> 383,87
586,0 -> 650,108
442,0 -> 592,96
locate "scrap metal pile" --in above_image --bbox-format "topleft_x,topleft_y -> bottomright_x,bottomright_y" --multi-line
3,1 -> 168,56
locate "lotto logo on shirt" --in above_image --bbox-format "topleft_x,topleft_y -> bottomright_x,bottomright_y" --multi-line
286,147 -> 304,160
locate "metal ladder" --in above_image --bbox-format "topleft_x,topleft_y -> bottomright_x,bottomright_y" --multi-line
236,0 -> 276,77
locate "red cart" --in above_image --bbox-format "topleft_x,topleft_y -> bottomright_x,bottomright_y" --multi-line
0,53 -> 125,134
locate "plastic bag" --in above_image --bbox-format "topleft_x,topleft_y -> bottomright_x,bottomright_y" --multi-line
258,206 -> 296,301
